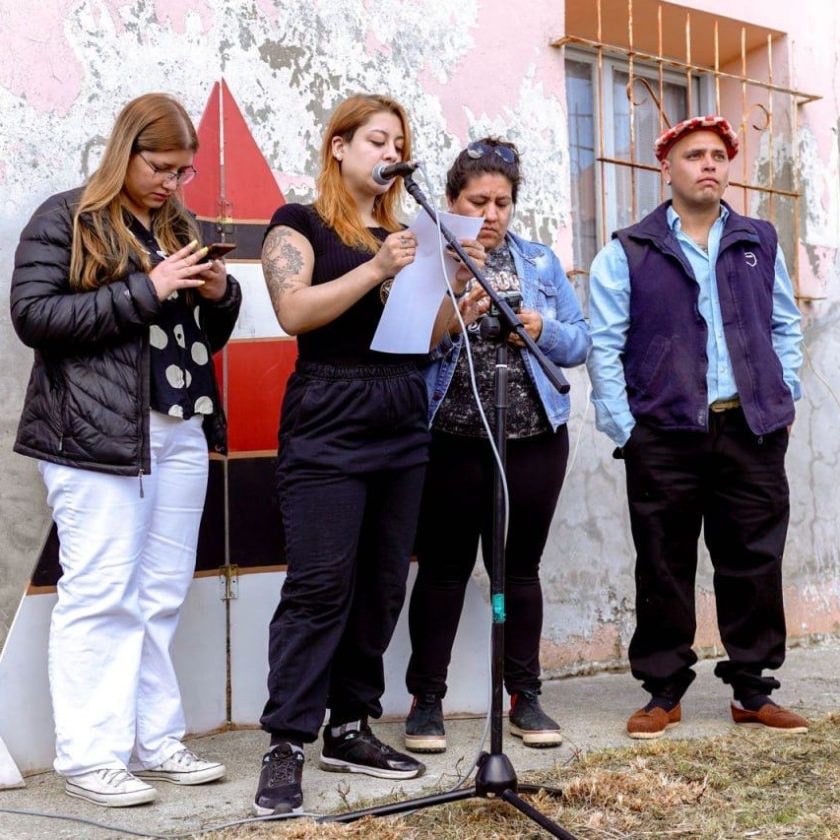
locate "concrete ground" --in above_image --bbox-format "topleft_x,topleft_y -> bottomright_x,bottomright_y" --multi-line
2,639 -> 839,839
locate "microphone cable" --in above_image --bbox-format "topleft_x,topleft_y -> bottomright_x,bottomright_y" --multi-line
0,804 -> 327,838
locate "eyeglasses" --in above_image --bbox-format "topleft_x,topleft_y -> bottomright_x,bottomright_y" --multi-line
466,141 -> 518,165
137,152 -> 197,187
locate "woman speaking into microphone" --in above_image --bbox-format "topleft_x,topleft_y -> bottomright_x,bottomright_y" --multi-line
253,93 -> 484,816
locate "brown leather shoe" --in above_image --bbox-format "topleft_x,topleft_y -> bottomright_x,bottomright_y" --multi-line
626,703 -> 681,739
731,703 -> 809,733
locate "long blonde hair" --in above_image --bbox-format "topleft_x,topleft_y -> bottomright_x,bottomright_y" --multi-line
314,94 -> 411,253
70,93 -> 200,290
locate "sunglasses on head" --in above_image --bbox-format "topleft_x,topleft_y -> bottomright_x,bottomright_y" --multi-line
466,141 -> 517,165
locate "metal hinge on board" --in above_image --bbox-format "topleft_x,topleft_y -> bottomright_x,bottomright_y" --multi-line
218,564 -> 239,601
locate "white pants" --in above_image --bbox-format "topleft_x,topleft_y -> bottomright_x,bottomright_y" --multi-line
40,411 -> 209,777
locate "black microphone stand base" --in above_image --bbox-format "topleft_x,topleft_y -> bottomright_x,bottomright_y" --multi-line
321,751 -> 574,839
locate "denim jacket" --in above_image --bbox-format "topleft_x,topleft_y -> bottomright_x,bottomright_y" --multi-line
425,230 -> 590,430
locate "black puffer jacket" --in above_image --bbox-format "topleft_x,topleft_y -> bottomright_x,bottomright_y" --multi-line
11,188 -> 242,476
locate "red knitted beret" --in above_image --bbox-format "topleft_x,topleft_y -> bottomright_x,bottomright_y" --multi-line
654,115 -> 739,162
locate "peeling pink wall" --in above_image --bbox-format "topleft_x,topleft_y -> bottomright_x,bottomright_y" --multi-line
0,0 -> 215,116
0,1 -> 84,115
1,0 -> 839,674
420,0 -> 565,141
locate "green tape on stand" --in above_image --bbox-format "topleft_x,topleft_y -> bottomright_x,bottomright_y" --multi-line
492,593 -> 506,623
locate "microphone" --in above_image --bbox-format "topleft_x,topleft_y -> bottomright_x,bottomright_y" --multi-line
372,160 -> 420,185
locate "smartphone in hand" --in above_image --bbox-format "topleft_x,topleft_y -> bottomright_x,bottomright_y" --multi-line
203,242 -> 237,261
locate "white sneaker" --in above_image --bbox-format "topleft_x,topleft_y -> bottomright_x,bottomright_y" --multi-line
135,748 -> 226,785
64,768 -> 156,807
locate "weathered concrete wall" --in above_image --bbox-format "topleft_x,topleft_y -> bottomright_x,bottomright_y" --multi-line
540,0 -> 840,676
0,0 -> 572,648
2,0 -> 839,682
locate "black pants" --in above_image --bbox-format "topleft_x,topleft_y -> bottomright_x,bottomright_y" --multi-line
623,408 -> 790,703
406,426 -> 569,697
261,362 -> 429,744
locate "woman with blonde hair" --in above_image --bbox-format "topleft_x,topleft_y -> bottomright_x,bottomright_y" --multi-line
11,93 -> 240,806
253,93 -> 484,815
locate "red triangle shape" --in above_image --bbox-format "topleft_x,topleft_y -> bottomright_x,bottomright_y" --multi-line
183,79 -> 285,221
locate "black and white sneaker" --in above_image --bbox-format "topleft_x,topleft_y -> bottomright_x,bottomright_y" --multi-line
320,719 -> 426,780
404,693 -> 447,753
509,689 -> 563,748
252,742 -> 305,816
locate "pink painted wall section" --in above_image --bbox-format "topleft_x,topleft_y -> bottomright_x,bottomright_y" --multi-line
274,171 -> 316,195
254,0 -> 280,23
0,0 -> 84,115
541,623 -> 623,674
99,0 -> 214,32
364,29 -> 392,58
151,0 -> 214,32
101,0 -> 218,33
0,0 -> 214,117
419,0 -> 566,142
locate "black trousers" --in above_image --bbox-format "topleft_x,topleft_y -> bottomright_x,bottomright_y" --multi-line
623,408 -> 790,702
406,426 -> 569,697
260,362 -> 429,744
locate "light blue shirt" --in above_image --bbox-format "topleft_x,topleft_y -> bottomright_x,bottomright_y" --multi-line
587,205 -> 803,446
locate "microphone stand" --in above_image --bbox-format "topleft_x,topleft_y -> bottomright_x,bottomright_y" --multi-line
321,176 -> 578,838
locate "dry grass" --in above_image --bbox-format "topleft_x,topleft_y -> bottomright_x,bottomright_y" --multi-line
204,714 -> 840,840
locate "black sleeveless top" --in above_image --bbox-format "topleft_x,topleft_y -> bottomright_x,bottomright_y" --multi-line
266,203 -> 424,365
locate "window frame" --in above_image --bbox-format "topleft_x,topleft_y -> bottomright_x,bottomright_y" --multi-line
565,46 -> 713,262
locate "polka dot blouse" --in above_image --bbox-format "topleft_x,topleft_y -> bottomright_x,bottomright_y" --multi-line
128,215 -> 216,420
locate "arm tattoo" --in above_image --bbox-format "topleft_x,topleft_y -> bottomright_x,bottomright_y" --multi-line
263,227 -> 306,314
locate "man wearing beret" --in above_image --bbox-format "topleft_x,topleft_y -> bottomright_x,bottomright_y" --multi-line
587,116 -> 807,739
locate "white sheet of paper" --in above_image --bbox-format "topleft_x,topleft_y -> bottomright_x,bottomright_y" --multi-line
370,210 -> 484,354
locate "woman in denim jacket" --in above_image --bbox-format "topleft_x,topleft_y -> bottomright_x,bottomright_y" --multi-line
404,138 -> 590,753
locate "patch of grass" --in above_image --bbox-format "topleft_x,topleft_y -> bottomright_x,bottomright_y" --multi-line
205,714 -> 840,839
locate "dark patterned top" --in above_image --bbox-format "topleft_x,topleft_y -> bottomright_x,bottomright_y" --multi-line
432,245 -> 550,438
128,215 -> 216,419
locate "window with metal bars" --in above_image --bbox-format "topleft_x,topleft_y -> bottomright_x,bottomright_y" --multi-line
565,49 -> 707,280
555,0 -> 820,301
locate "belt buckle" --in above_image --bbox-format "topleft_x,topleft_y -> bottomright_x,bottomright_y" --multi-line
710,397 -> 740,413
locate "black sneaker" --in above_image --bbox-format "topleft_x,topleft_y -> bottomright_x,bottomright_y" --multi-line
252,742 -> 305,816
404,693 -> 447,753
320,719 -> 426,779
509,689 -> 562,748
